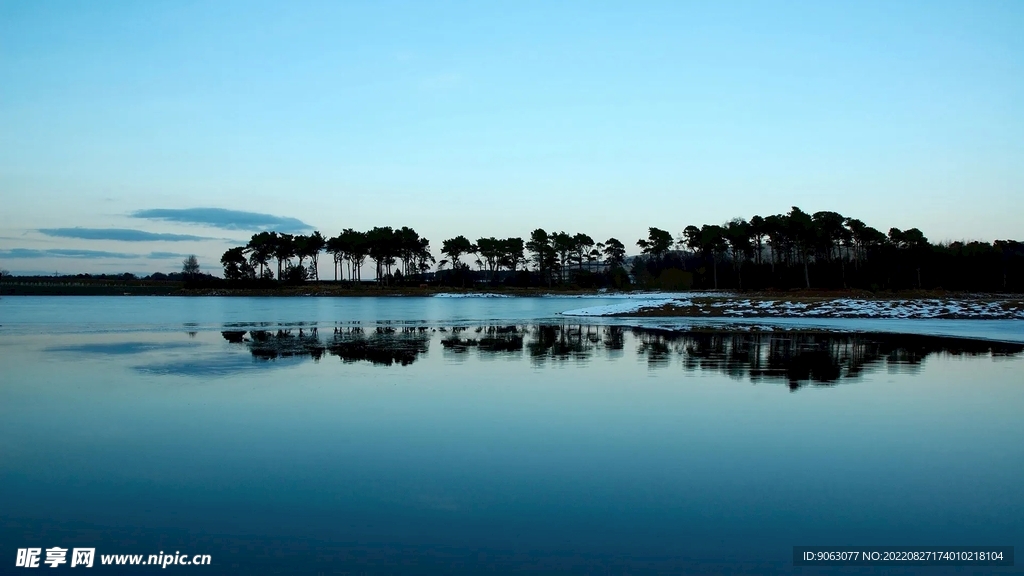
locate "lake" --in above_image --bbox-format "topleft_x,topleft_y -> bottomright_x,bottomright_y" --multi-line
1,296 -> 1021,574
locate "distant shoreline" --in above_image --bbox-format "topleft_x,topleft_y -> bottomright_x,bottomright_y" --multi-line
2,281 -> 1023,305
0,282 -> 605,297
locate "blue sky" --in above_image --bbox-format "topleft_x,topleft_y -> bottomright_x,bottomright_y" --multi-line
1,0 -> 1021,276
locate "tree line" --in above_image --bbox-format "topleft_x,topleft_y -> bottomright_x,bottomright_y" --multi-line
220,227 -> 631,287
219,207 -> 1024,291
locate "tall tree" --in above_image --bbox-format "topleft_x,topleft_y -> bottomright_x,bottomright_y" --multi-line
181,255 -> 201,280
221,247 -> 255,281
526,229 -> 556,286
501,237 -> 526,274
441,235 -> 475,286
272,232 -> 295,281
636,227 -> 673,259
571,233 -> 595,271
245,231 -> 274,279
396,227 -> 423,277
551,232 -> 574,283
305,231 -> 326,281
602,238 -> 626,269
347,230 -> 369,281
890,227 -> 929,288
787,207 -> 816,288
700,225 -> 728,289
476,237 -> 503,281
325,234 -> 343,281
724,219 -> 752,289
414,237 -> 434,278
762,214 -> 787,274
749,215 -> 766,265
293,235 -> 311,276
366,227 -> 398,284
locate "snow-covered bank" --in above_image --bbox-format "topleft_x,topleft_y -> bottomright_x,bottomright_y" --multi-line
561,297 -> 1024,320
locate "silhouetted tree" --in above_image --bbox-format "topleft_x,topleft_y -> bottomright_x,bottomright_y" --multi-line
245,231 -> 275,279
571,233 -> 595,271
701,224 -> 728,289
787,207 -> 815,288
182,255 -> 201,280
724,219 -> 751,289
441,235 -> 475,286
501,237 -> 526,274
602,238 -> 626,268
476,237 -> 503,281
221,247 -> 255,281
551,232 -> 574,283
749,215 -> 766,265
366,226 -> 398,285
305,231 -> 326,281
271,232 -> 295,281
636,227 -> 673,259
527,229 -> 556,286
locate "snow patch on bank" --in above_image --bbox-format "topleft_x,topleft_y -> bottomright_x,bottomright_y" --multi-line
560,299 -> 680,316
433,293 -> 514,298
542,291 -> 731,300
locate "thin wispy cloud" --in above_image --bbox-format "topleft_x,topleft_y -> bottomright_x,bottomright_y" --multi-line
0,248 -> 190,260
132,208 -> 313,233
147,251 -> 191,259
39,228 -> 213,242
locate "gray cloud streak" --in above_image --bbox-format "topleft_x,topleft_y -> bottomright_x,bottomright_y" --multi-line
132,208 -> 313,233
0,249 -> 191,260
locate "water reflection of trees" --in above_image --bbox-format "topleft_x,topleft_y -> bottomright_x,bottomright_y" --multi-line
441,326 -> 525,355
526,326 -> 1024,388
222,326 -> 430,366
633,328 -> 1023,389
221,325 -> 1023,386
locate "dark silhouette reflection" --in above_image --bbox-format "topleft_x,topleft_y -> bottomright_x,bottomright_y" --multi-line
223,326 -> 430,366
526,324 -> 604,363
219,324 -> 1023,386
442,326 -> 525,355
328,326 -> 430,366
635,328 -> 1023,389
526,326 -> 1024,388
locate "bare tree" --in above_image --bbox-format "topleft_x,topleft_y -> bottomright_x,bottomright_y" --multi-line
182,255 -> 201,279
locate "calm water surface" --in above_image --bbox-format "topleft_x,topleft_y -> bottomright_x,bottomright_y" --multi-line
1,296 -> 1022,574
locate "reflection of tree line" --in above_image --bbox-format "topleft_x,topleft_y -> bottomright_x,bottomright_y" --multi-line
222,325 -> 1022,387
633,328 -> 1023,388
440,326 -> 525,354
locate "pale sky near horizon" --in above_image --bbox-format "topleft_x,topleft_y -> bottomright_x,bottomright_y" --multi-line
1,0 -> 1022,276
